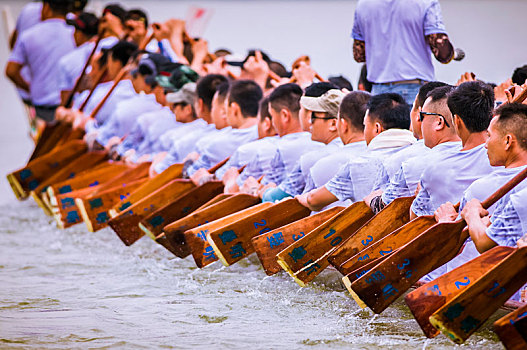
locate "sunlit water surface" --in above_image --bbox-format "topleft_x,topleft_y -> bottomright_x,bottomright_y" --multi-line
0,199 -> 505,349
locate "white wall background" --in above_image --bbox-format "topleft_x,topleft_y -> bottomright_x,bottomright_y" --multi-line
0,0 -> 525,201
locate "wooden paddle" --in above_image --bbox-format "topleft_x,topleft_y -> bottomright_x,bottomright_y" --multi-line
64,30 -> 107,108
7,140 -> 87,200
108,179 -> 196,246
76,177 -> 148,232
46,162 -> 128,204
87,162 -> 151,196
494,302 -> 527,350
347,166 -> 527,314
194,193 -> 232,211
28,120 -> 75,162
405,245 -> 515,338
160,193 -> 261,258
109,163 -> 184,216
52,185 -> 101,229
252,206 -> 344,276
207,198 -> 311,267
338,215 -> 437,275
78,68 -> 107,113
429,246 -> 527,344
342,253 -> 393,286
185,202 -> 273,268
326,196 -> 415,273
139,181 -> 225,239
275,201 -> 373,285
278,196 -> 415,286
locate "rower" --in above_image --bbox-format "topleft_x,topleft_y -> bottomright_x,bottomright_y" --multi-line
6,0 -> 76,122
297,93 -> 415,212
184,80 -> 262,178
261,87 -> 345,202
429,104 -> 527,295
366,85 -> 461,212
151,74 -> 229,176
410,81 -> 495,219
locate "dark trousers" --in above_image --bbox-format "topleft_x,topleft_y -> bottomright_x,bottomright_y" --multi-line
34,105 -> 58,123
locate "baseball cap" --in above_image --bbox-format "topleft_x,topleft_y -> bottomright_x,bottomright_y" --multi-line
166,82 -> 197,105
67,12 -> 99,36
300,89 -> 346,117
155,64 -> 200,92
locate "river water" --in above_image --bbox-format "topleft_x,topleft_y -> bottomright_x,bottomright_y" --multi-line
0,197 -> 506,349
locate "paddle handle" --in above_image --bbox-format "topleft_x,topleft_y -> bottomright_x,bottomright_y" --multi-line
64,29 -> 107,108
481,166 -> 527,209
79,68 -> 106,112
207,157 -> 230,174
511,86 -> 527,104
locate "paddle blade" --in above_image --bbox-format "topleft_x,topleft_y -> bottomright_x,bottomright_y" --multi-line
429,247 -> 527,344
338,215 -> 437,275
252,206 -> 344,276
348,220 -> 467,314
207,198 -> 311,267
494,302 -> 527,350
328,196 -> 415,271
405,245 -> 515,338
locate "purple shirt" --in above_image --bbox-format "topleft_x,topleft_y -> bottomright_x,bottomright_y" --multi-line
352,0 -> 447,83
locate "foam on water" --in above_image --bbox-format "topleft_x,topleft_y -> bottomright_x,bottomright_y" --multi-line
0,200 -> 504,349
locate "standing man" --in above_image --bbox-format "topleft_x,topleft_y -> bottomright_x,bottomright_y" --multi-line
6,0 -> 76,122
352,0 -> 459,104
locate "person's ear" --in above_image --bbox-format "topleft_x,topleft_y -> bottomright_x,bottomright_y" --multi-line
504,134 -> 513,151
435,116 -> 446,131
453,114 -> 464,131
197,99 -> 204,114
374,121 -> 383,134
231,102 -> 241,118
280,108 -> 290,124
329,118 -> 338,132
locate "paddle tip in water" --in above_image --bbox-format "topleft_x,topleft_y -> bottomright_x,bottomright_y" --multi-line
346,282 -> 367,309
428,315 -> 464,344
138,222 -> 156,241
206,234 -> 230,267
6,173 -> 27,200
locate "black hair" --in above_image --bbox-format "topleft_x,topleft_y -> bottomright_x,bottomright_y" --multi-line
228,80 -> 263,118
512,65 -> 527,86
339,91 -> 371,131
495,103 -> 527,151
368,93 -> 410,130
259,96 -> 271,122
72,0 -> 88,12
304,82 -> 338,97
196,74 -> 229,110
269,83 -> 303,115
243,49 -> 272,65
447,81 -> 494,132
43,0 -> 70,15
110,40 -> 138,67
358,64 -> 372,92
103,4 -> 127,24
97,48 -> 109,68
125,9 -> 148,28
329,75 -> 353,91
214,48 -> 232,57
417,81 -> 449,108
216,81 -> 230,100
425,85 -> 455,103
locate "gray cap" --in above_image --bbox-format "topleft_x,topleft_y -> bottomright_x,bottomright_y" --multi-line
166,82 -> 197,105
300,89 -> 346,117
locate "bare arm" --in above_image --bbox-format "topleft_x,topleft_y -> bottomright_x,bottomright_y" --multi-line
5,61 -> 29,92
9,30 -> 17,50
426,33 -> 454,64
461,199 -> 497,253
352,39 -> 366,63
296,187 -> 338,212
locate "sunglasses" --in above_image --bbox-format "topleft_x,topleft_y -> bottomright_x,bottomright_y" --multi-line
419,111 -> 450,128
311,115 -> 336,123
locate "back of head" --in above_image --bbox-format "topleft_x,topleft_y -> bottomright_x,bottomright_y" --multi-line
304,82 -> 338,98
417,81 -> 449,108
228,80 -> 263,118
512,65 -> 527,85
424,85 -> 456,128
103,4 -> 127,24
196,74 -> 229,111
368,93 -> 410,130
110,40 -> 138,66
43,0 -> 71,15
126,8 -> 148,28
216,81 -> 230,102
329,75 -> 353,91
72,0 -> 88,13
339,91 -> 371,131
259,96 -> 271,122
495,103 -> 527,151
447,81 -> 494,133
269,83 -> 303,116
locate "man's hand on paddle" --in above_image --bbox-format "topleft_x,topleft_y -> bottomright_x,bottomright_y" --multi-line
434,201 -> 459,223
292,61 -> 316,89
505,83 -> 527,105
517,233 -> 527,248
190,168 -> 213,186
241,51 -> 269,89
222,167 -> 241,193
461,198 -> 496,253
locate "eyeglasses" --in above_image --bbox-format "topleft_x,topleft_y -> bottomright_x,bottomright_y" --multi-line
311,115 -> 336,124
419,111 -> 450,128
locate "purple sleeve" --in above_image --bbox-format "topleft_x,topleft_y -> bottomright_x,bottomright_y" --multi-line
423,0 -> 448,36
351,10 -> 364,41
